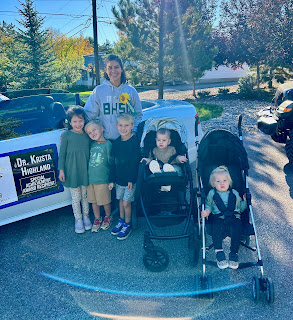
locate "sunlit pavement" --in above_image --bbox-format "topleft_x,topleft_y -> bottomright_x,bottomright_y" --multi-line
0,132 -> 293,319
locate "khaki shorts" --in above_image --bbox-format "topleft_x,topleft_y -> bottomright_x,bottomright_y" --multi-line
87,184 -> 111,206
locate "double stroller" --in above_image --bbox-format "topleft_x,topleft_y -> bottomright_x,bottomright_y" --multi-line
195,116 -> 274,303
136,117 -> 200,272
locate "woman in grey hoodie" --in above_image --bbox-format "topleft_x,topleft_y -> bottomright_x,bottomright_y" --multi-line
84,54 -> 143,141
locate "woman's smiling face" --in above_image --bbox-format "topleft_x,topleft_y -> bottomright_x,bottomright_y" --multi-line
105,60 -> 122,87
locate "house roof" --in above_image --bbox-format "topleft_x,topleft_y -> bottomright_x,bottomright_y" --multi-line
83,53 -> 105,69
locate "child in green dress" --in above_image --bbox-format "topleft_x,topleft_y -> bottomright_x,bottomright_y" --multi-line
58,106 -> 92,234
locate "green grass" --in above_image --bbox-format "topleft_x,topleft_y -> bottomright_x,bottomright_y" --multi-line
185,100 -> 223,121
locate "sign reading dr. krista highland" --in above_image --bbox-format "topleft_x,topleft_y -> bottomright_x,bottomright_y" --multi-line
0,144 -> 63,209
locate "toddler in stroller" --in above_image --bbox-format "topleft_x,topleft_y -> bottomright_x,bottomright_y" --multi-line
201,165 -> 247,269
136,117 -> 198,271
141,127 -> 187,191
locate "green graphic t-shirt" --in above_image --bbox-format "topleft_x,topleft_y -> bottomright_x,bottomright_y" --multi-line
88,140 -> 112,185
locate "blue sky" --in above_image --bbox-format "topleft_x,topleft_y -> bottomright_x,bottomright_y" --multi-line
0,0 -> 119,44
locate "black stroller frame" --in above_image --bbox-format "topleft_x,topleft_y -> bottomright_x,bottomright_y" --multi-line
136,117 -> 199,272
195,116 -> 274,303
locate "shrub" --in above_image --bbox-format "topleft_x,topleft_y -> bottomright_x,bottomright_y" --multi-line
238,75 -> 256,98
218,87 -> 230,95
197,91 -> 210,98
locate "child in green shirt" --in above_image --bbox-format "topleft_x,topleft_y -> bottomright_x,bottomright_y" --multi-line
85,120 -> 112,232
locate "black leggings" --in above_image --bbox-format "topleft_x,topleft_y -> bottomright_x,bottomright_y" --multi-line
211,217 -> 242,254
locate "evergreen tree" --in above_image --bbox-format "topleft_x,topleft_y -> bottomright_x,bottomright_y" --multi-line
17,0 -> 57,88
0,22 -> 22,90
112,0 -> 174,98
172,0 -> 218,95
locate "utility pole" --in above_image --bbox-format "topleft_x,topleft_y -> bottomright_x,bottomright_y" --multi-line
92,0 -> 100,85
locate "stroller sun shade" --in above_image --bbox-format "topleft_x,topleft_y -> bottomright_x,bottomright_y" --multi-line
198,129 -> 249,195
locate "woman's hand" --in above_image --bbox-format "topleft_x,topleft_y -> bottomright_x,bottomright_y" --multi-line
108,182 -> 114,190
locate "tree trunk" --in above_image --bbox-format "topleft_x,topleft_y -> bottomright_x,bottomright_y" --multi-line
158,0 -> 165,100
256,62 -> 260,89
193,80 -> 196,97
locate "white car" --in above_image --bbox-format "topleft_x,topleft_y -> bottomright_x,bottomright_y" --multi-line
0,93 -> 202,226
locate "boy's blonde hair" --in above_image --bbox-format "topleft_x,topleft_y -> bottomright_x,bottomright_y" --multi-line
84,119 -> 103,132
116,113 -> 134,124
209,165 -> 232,187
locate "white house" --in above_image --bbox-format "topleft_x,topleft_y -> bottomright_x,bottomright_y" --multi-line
199,64 -> 249,83
75,53 -> 105,88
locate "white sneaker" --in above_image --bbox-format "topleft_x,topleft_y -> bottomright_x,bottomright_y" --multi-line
83,216 -> 92,231
75,220 -> 85,234
149,160 -> 161,173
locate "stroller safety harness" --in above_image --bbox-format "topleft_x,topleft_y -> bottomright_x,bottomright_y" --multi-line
212,189 -> 238,224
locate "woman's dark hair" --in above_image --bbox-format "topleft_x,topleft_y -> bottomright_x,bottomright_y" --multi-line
66,105 -> 87,130
104,54 -> 127,84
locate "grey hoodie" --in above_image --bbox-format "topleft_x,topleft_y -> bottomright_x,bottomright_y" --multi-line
84,80 -> 143,140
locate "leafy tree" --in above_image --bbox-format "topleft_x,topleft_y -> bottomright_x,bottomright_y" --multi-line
50,32 -> 93,87
16,0 -> 57,88
215,0 -> 293,88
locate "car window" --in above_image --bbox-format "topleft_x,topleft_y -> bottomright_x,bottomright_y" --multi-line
0,94 -> 75,141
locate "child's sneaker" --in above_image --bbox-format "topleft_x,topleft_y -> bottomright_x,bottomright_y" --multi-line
75,220 -> 85,234
162,163 -> 176,172
83,216 -> 92,231
117,223 -> 132,240
228,252 -> 239,269
216,251 -> 228,269
101,215 -> 113,230
111,218 -> 125,235
91,218 -> 102,233
149,160 -> 161,173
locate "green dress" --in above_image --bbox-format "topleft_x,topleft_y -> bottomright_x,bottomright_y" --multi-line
58,130 -> 90,188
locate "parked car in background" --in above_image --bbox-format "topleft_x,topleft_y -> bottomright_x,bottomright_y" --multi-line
257,81 -> 293,162
0,93 -> 202,226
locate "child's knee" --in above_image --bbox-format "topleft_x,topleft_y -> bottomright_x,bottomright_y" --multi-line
123,200 -> 131,210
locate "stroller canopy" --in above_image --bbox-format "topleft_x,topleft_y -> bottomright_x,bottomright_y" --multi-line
139,117 -> 188,148
198,129 -> 249,194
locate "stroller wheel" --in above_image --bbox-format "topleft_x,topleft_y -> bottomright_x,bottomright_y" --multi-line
252,276 -> 260,302
265,278 -> 275,304
143,246 -> 169,272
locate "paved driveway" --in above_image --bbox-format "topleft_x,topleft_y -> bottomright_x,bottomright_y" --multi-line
0,132 -> 292,320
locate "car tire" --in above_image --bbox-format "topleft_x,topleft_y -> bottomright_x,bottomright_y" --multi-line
285,130 -> 293,163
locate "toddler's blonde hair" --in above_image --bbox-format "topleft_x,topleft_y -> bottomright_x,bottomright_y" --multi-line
209,165 -> 232,187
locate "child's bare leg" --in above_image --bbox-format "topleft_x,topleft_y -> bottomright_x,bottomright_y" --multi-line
119,199 -> 125,219
123,200 -> 132,224
92,203 -> 101,219
104,203 -> 111,217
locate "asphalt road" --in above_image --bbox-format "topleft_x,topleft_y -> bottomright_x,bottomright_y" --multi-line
0,131 -> 293,320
